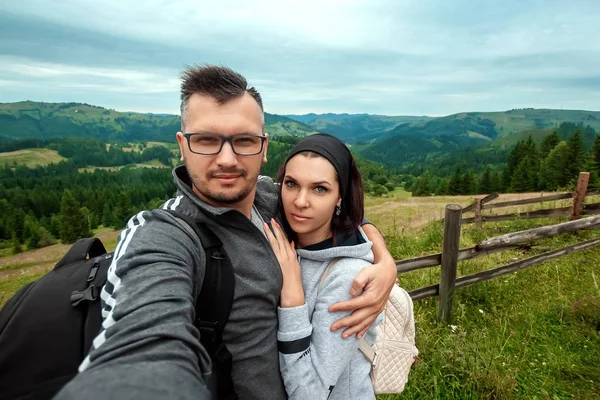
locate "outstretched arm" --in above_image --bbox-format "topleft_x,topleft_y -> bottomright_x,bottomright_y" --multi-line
53,211 -> 212,400
330,223 -> 397,339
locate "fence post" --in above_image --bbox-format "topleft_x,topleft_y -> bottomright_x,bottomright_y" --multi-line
475,198 -> 483,229
438,204 -> 462,324
571,172 -> 590,220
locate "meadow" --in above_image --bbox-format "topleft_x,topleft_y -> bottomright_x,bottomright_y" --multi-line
0,189 -> 598,399
0,148 -> 66,167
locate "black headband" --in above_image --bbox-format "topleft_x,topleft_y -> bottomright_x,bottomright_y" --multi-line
284,133 -> 353,199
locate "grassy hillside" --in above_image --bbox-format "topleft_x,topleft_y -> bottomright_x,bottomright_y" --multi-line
0,101 -> 317,142
0,148 -> 66,167
480,108 -> 600,137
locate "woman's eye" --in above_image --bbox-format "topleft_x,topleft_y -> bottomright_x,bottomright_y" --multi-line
284,180 -> 297,188
315,186 -> 328,193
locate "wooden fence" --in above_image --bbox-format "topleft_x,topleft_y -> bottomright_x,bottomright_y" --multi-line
399,172 -> 600,323
459,172 -> 600,228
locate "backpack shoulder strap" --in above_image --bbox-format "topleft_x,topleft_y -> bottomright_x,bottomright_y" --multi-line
317,257 -> 341,296
359,339 -> 376,363
163,209 -> 236,398
55,238 -> 107,269
162,209 -> 234,333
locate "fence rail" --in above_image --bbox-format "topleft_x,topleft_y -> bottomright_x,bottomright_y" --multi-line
399,173 -> 600,323
408,236 -> 600,302
457,172 -> 600,227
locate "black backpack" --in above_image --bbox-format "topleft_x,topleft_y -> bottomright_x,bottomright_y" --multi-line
0,210 -> 237,400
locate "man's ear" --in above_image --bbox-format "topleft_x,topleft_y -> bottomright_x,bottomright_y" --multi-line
262,132 -> 269,164
176,132 -> 185,162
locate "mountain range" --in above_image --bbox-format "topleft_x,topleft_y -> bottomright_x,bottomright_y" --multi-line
0,101 -> 318,143
2,101 -> 599,171
286,109 -> 600,169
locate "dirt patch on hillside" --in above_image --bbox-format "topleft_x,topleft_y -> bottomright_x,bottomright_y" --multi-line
0,229 -> 119,281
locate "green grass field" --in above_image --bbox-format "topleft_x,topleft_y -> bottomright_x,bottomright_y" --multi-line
0,148 -> 66,167
0,192 -> 598,399
378,217 -> 600,399
366,191 -> 600,399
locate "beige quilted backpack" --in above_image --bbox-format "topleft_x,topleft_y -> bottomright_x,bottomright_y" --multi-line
320,259 -> 418,394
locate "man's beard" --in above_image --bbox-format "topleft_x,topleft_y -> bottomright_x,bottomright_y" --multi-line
188,167 -> 256,205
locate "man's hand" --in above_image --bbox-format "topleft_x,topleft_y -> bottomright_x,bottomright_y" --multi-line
329,224 -> 397,339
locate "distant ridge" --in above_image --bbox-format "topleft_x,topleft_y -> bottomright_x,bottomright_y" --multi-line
0,101 -> 318,142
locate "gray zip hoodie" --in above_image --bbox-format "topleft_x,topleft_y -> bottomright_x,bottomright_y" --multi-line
277,227 -> 382,400
54,165 -> 288,400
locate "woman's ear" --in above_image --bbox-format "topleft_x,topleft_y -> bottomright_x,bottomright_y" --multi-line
337,198 -> 342,207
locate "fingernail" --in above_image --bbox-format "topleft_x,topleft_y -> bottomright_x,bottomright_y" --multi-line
357,333 -> 363,339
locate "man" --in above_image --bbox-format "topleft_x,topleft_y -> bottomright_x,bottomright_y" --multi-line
54,65 -> 397,399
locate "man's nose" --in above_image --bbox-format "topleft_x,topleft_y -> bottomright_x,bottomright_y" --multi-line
215,141 -> 238,167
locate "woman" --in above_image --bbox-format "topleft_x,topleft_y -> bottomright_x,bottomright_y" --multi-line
263,133 -> 381,399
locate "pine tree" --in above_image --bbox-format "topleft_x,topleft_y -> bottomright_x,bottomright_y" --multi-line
479,166 -> 493,194
539,130 -> 560,159
448,166 -> 463,195
24,215 -> 42,249
435,177 -> 450,195
59,189 -> 87,243
503,140 -> 527,190
582,152 -> 600,190
566,129 -> 585,182
11,234 -> 22,254
411,171 -> 434,197
101,202 -> 115,228
462,170 -> 476,195
10,208 -> 25,244
592,134 -> 600,173
490,171 -> 502,193
115,192 -> 134,228
510,159 -> 532,193
528,139 -> 540,190
49,215 -> 61,238
410,178 -> 428,197
538,141 -> 570,190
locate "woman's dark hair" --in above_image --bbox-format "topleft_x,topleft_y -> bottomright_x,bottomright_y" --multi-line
276,151 -> 364,245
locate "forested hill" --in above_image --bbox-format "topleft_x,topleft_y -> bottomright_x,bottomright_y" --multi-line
0,101 -> 318,142
287,108 -> 600,143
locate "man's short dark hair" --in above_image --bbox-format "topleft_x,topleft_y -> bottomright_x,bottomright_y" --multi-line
180,64 -> 264,130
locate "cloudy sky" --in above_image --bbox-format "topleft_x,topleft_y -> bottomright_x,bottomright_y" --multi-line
1,0 -> 599,116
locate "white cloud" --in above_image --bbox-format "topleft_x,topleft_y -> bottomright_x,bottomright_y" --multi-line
1,0 -> 599,115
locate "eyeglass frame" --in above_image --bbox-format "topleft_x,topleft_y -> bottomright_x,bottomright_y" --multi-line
182,132 -> 267,156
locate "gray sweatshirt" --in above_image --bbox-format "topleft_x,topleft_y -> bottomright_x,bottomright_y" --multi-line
54,166 -> 287,400
277,227 -> 382,400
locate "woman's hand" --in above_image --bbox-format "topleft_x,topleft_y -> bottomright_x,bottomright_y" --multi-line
264,219 -> 305,308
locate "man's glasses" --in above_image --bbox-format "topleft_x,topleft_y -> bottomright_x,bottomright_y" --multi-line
183,133 -> 266,156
